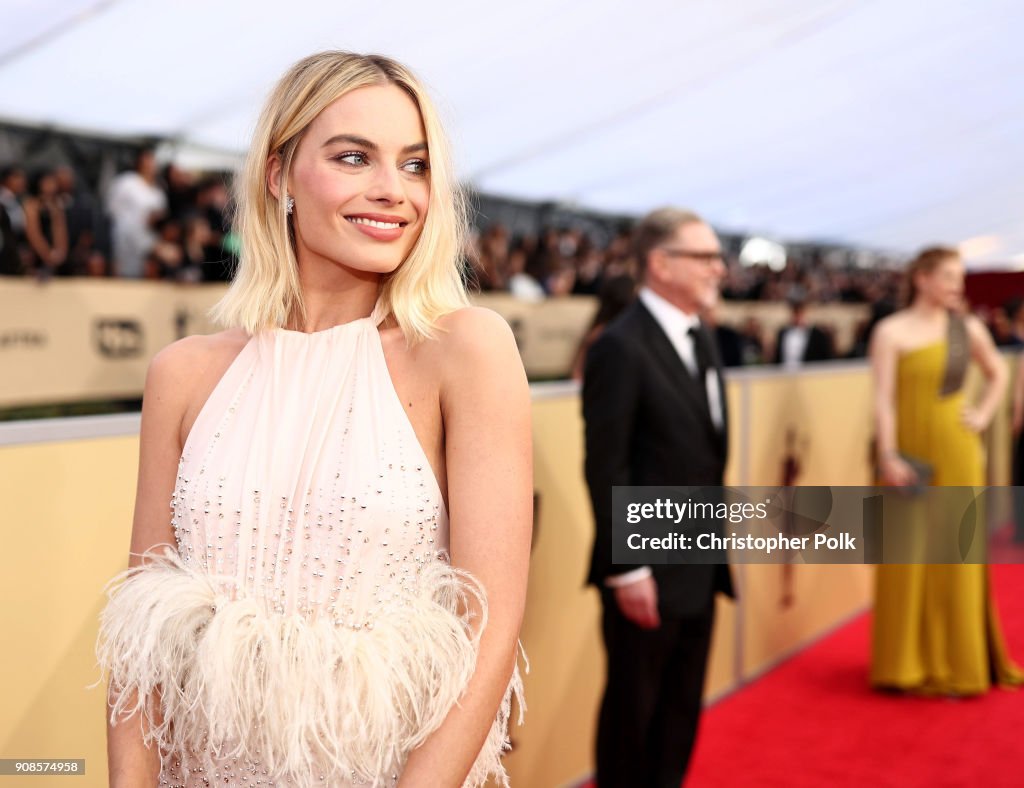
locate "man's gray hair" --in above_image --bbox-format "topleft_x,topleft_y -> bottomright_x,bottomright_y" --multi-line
633,207 -> 706,279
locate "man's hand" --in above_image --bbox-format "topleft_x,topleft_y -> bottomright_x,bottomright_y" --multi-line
614,574 -> 661,629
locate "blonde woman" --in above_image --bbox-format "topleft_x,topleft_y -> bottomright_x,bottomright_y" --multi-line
98,52 -> 530,786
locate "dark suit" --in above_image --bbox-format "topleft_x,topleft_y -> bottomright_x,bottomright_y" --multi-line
0,205 -> 21,276
583,299 -> 734,787
714,323 -> 744,368
774,324 -> 833,364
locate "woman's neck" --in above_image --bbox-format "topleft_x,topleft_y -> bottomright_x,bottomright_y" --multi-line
907,299 -> 947,321
290,282 -> 380,333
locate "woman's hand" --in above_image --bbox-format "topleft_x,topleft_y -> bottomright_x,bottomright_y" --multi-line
961,405 -> 990,433
881,454 -> 918,487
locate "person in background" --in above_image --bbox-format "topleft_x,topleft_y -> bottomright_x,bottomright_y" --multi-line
194,176 -> 231,249
739,315 -> 766,365
573,244 -> 605,296
870,245 -> 1023,693
986,304 -> 1018,347
990,299 -> 1024,347
106,147 -> 167,278
774,295 -> 834,367
571,273 -> 636,381
583,207 -> 733,787
1,166 -> 28,276
23,169 -> 68,278
507,244 -> 545,302
1008,297 -> 1024,346
847,298 -> 897,359
0,165 -> 27,246
144,217 -> 184,279
546,259 -> 577,296
1011,350 -> 1024,544
0,201 -> 21,275
162,163 -> 197,223
702,302 -> 744,368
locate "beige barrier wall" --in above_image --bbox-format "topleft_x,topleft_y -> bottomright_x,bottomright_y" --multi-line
717,301 -> 870,358
731,364 -> 876,680
0,279 -> 226,407
0,280 -> 598,406
0,429 -> 138,788
2,277 -> 877,407
3,361 -> 935,786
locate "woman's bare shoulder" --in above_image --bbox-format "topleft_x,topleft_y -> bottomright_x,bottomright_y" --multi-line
149,328 -> 250,383
431,306 -> 526,402
870,310 -> 914,349
433,306 -> 517,359
145,329 -> 251,445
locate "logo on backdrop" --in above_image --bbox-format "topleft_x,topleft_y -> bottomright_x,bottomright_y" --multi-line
94,319 -> 144,358
0,329 -> 47,349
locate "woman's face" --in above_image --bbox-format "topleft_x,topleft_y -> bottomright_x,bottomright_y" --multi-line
37,174 -> 58,198
916,256 -> 964,310
279,84 -> 430,277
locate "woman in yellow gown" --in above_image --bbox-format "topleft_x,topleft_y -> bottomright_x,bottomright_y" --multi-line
869,246 -> 1023,694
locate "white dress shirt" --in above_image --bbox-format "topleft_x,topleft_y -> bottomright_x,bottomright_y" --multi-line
605,288 -> 724,589
781,325 -> 810,368
639,287 -> 723,430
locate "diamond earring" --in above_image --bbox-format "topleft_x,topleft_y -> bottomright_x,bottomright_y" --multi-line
285,195 -> 294,215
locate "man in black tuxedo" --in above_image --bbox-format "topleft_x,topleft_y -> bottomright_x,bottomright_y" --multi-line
773,298 -> 834,366
583,208 -> 734,787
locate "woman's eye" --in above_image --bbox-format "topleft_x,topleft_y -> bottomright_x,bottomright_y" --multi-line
402,159 -> 429,175
334,152 -> 368,166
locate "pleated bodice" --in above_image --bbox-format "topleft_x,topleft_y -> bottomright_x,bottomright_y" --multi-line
172,315 -> 447,626
97,308 -> 523,787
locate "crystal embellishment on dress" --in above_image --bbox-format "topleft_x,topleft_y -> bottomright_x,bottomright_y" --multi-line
97,314 -> 525,787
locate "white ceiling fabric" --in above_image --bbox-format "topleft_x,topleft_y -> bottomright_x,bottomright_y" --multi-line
1,0 -> 1022,264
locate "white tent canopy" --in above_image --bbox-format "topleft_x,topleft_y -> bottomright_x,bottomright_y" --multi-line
3,0 -> 1023,264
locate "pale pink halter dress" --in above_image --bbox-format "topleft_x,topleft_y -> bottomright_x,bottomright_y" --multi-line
97,305 -> 523,787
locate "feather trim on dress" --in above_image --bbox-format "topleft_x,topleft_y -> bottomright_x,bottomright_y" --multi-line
95,547 -> 525,787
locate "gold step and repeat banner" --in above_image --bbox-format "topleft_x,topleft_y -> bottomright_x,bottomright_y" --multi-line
0,280 -> 226,407
0,278 -> 872,408
0,280 -> 599,407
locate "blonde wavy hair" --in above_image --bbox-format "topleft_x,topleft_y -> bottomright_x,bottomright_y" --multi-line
211,51 -> 469,341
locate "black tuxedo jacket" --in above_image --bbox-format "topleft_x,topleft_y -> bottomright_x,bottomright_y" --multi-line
582,300 -> 735,618
774,325 -> 833,364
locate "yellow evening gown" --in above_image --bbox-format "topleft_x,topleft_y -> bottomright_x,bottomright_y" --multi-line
871,339 -> 1023,694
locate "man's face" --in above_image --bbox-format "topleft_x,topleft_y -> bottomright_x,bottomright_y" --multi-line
648,221 -> 725,314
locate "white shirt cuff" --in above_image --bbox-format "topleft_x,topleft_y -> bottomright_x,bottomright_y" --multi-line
604,566 -> 653,587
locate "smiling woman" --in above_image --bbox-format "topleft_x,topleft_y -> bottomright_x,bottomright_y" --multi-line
95,52 -> 532,788
266,86 -> 432,285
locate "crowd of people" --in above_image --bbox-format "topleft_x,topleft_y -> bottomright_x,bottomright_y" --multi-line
467,221 -> 1024,369
467,220 -> 905,305
467,220 -> 917,367
5,148 -> 1024,374
0,151 -> 234,281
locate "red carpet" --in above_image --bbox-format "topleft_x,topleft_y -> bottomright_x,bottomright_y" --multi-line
684,565 -> 1024,787
581,566 -> 1024,787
